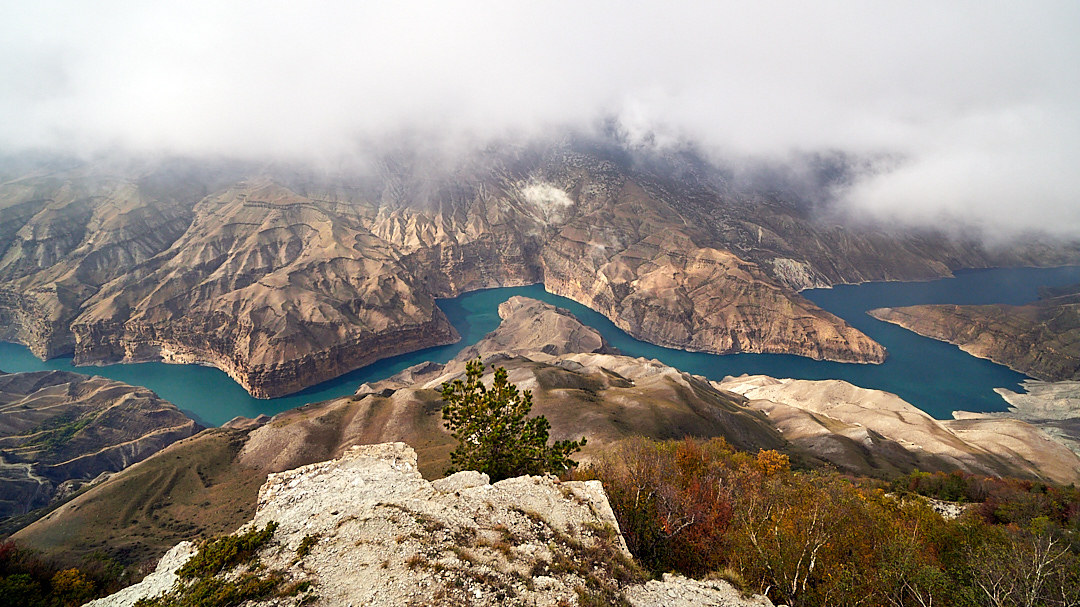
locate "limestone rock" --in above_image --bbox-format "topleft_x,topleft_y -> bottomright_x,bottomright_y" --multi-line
92,442 -> 770,607
84,541 -> 197,607
626,573 -> 774,607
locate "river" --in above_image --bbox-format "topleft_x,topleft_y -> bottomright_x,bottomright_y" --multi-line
2,265 -> 1078,425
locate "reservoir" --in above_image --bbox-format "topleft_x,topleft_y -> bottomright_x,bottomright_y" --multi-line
2,265 -> 1079,426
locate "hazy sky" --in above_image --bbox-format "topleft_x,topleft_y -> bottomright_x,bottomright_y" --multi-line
1,2 -> 1078,235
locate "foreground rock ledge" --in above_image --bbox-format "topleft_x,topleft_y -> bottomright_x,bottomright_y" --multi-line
91,442 -> 771,607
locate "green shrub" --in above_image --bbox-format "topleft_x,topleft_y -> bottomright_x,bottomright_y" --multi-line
135,522 -> 315,607
177,522 -> 278,579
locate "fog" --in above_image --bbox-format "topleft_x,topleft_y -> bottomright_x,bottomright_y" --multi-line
1,2 -> 1078,235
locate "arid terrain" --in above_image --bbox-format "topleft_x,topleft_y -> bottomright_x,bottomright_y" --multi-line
87,443 -> 773,607
13,296 -> 1077,570
3,144 -> 1076,397
870,283 -> 1080,382
0,370 -> 200,526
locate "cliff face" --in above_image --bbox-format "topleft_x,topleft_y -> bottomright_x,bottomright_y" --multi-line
542,220 -> 885,362
0,175 -> 197,360
69,182 -> 460,398
2,144 -> 1077,397
87,442 -> 772,607
0,370 -> 200,521
869,286 -> 1080,382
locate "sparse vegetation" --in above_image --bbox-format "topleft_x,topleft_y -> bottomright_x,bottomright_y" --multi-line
19,411 -> 96,453
441,358 -> 586,481
293,534 -> 319,562
132,522 -> 315,607
176,522 -> 278,579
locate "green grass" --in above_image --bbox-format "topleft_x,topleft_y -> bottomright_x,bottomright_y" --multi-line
20,411 -> 96,453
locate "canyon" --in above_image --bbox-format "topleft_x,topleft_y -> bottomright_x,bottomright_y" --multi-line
3,143 -> 1076,398
12,296 -> 1076,570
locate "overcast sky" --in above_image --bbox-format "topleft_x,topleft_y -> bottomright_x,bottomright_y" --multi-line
1,2 -> 1078,235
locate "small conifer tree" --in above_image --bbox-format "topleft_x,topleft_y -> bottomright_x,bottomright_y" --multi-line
440,358 -> 586,481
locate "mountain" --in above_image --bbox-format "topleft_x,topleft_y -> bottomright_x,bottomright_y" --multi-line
0,370 -> 200,525
869,283 -> 1080,382
13,296 -> 1078,569
719,374 -> 1080,484
4,141 -> 1076,397
87,442 -> 773,607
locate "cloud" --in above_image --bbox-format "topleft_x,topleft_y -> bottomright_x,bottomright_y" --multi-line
522,182 -> 574,224
1,1 -> 1078,234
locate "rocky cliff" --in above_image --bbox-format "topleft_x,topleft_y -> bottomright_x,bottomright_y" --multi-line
0,370 -> 200,522
869,285 -> 1080,382
13,295 -> 1078,572
5,143 -> 1075,397
87,442 -> 772,607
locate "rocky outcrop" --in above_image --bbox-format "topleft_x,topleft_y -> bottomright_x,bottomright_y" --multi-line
719,374 -> 1080,484
454,295 -> 613,360
869,286 -> 1080,382
626,574 -> 774,607
89,442 -> 771,607
965,379 -> 1080,457
0,370 -> 201,520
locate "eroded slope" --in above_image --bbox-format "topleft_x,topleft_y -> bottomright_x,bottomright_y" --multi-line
0,370 -> 200,522
870,284 -> 1080,381
2,144 -> 1077,397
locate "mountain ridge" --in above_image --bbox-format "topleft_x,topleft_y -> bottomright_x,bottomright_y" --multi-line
2,141 -> 1077,398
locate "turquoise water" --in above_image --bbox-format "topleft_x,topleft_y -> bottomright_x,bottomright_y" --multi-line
2,266 -> 1079,425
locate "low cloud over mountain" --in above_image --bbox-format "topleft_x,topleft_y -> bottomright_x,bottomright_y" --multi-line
1,2 -> 1078,235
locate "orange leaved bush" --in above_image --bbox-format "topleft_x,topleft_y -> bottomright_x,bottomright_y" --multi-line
577,437 -> 1080,607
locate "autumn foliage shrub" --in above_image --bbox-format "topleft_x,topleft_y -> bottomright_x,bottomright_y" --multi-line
0,539 -> 129,607
895,469 -> 1080,530
580,437 -> 1080,607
